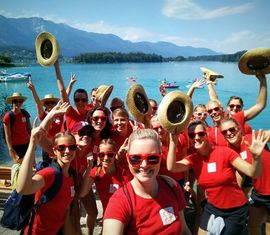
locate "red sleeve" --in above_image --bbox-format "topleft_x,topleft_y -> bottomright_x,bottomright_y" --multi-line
103,184 -> 132,224
2,112 -> 11,124
35,167 -> 55,194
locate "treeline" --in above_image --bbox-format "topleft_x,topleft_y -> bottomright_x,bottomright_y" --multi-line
73,52 -> 163,63
0,52 -> 15,67
187,51 -> 246,62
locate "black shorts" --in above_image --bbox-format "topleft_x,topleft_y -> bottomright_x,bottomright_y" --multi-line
200,202 -> 248,235
249,189 -> 270,215
13,143 -> 29,159
242,176 -> 252,188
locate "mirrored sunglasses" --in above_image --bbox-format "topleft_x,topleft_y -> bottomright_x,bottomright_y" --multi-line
221,127 -> 238,136
207,107 -> 220,114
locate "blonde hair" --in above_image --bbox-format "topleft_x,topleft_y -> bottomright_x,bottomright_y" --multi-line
128,129 -> 161,152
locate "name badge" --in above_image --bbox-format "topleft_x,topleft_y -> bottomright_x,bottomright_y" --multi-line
207,162 -> 216,173
109,184 -> 119,193
240,151 -> 247,160
70,185 -> 75,197
159,207 -> 176,225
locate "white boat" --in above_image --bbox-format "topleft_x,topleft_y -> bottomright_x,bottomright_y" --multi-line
0,72 -> 31,83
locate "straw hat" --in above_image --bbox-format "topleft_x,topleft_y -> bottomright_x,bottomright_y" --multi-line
238,48 -> 270,75
126,84 -> 151,123
158,91 -> 193,133
40,94 -> 60,105
95,85 -> 114,108
6,92 -> 27,104
35,32 -> 59,66
200,67 -> 224,81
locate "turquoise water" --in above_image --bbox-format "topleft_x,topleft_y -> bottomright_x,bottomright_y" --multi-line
0,61 -> 269,165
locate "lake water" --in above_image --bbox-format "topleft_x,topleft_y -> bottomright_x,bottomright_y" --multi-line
0,61 -> 269,165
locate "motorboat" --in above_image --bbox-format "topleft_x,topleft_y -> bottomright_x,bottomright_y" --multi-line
0,72 -> 31,83
160,78 -> 179,88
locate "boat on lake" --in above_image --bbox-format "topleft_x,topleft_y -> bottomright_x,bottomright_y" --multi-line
160,78 -> 179,88
0,71 -> 31,83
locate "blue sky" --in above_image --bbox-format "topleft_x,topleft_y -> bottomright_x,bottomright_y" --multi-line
1,0 -> 269,53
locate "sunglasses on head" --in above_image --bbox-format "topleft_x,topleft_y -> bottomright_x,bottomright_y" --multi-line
207,107 -> 220,114
91,116 -> 107,122
221,127 -> 238,136
54,144 -> 77,152
194,112 -> 207,117
228,104 -> 242,110
127,153 -> 161,167
188,131 -> 206,139
74,98 -> 87,103
44,101 -> 56,106
13,99 -> 24,104
98,151 -> 115,158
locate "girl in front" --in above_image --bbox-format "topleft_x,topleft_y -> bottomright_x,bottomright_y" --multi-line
16,102 -> 77,235
103,129 -> 191,235
167,120 -> 268,235
79,138 -> 132,213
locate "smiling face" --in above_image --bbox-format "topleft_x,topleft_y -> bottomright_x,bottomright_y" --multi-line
53,135 -> 76,166
74,91 -> 88,111
91,110 -> 107,131
98,143 -> 116,169
207,100 -> 224,124
188,123 -> 208,151
227,98 -> 243,116
113,114 -> 128,133
128,138 -> 161,184
220,119 -> 242,146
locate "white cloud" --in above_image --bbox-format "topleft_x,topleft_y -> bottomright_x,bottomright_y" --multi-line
162,0 -> 254,20
72,21 -> 155,42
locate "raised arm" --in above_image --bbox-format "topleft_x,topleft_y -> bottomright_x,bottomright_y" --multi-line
16,126 -> 47,194
186,78 -> 205,98
54,60 -> 69,102
27,77 -> 44,118
167,132 -> 190,173
78,154 -> 94,198
243,73 -> 267,121
66,73 -> 77,98
232,129 -> 269,177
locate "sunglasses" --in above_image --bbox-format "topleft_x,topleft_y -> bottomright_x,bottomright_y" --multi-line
74,98 -> 87,103
151,106 -> 158,111
221,127 -> 238,136
98,151 -> 115,158
91,116 -> 107,122
188,131 -> 206,139
207,107 -> 220,114
152,124 -> 163,131
194,112 -> 208,117
44,101 -> 56,106
54,144 -> 77,152
13,99 -> 24,104
228,104 -> 242,110
127,153 -> 161,167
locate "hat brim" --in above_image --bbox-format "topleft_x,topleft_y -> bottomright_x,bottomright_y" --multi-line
6,96 -> 27,104
126,84 -> 151,123
238,48 -> 270,75
40,97 -> 60,105
96,85 -> 113,108
35,32 -> 59,67
158,91 -> 193,133
200,67 -> 224,79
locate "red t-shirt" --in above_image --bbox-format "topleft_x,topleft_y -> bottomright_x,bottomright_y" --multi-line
104,177 -> 186,235
231,134 -> 270,195
65,106 -> 88,131
40,112 -> 64,140
2,110 -> 30,145
90,167 -> 132,210
185,146 -> 247,209
24,167 -> 75,235
70,153 -> 88,182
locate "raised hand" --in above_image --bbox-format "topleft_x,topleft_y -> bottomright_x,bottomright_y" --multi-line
244,129 -> 270,159
70,73 -> 77,86
26,76 -> 34,90
192,78 -> 205,89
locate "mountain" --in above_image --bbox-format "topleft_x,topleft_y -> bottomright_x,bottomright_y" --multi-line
0,15 -> 219,58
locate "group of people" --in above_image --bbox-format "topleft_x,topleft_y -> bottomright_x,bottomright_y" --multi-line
2,58 -> 270,235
